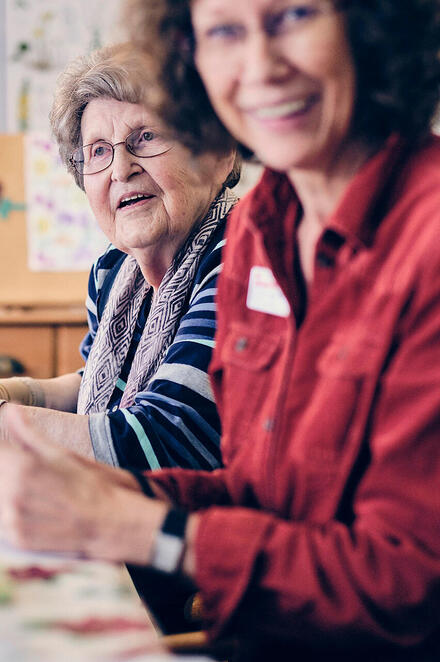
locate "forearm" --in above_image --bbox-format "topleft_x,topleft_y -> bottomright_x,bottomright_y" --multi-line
184,505 -> 440,646
98,393 -> 221,471
0,373 -> 81,412
147,467 -> 231,510
38,373 -> 82,411
85,489 -> 169,564
0,403 -> 93,458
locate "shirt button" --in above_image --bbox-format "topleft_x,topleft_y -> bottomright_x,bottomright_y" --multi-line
316,253 -> 334,268
263,418 -> 274,431
235,337 -> 248,352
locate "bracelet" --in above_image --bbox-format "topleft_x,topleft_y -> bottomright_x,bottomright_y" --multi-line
0,378 -> 45,407
129,470 -> 156,498
21,377 -> 45,408
149,508 -> 188,575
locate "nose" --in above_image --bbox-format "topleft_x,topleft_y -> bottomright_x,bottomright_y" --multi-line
240,31 -> 290,84
110,143 -> 142,182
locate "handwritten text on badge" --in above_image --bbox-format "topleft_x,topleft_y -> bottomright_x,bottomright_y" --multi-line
246,266 -> 290,318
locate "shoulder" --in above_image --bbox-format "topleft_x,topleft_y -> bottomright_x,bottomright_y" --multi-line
398,135 -> 440,195
224,167 -> 289,245
392,136 -> 440,255
88,245 -> 127,321
191,214 -> 227,290
91,244 -> 127,292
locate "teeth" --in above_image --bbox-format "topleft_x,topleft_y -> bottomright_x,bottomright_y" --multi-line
121,193 -> 146,204
253,99 -> 310,120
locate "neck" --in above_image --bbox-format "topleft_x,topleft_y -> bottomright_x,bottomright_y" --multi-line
288,140 -> 375,227
290,140 -> 375,285
131,240 -> 182,291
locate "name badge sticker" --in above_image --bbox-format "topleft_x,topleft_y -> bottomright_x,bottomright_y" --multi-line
246,266 -> 290,318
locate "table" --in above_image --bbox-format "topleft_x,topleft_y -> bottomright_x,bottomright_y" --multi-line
0,540 -> 209,662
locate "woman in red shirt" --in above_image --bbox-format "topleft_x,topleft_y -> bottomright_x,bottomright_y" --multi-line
1,1 -> 440,660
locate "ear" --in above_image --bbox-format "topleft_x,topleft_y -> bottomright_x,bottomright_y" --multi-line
222,149 -> 241,189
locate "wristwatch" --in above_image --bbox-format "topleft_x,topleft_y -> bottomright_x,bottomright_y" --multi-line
149,508 -> 188,574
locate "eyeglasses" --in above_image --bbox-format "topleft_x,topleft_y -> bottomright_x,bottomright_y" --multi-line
70,127 -> 173,175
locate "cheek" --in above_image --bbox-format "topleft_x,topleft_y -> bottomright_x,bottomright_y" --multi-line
158,162 -> 200,208
85,182 -> 112,228
195,55 -> 232,115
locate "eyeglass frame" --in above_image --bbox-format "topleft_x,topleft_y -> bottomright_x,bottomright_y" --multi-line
69,127 -> 174,176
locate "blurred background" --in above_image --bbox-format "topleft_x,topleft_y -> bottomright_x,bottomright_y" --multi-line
0,0 -> 261,380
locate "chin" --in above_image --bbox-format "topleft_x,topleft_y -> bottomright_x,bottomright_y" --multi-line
255,151 -> 301,174
256,143 -> 322,174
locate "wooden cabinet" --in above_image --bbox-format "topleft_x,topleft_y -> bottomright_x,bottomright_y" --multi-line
0,135 -> 95,380
0,305 -> 88,378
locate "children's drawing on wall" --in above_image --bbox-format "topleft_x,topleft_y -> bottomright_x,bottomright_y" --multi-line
0,182 -> 26,220
25,133 -> 107,272
6,0 -> 122,133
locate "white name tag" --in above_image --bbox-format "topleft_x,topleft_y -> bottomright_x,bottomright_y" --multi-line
246,266 -> 290,318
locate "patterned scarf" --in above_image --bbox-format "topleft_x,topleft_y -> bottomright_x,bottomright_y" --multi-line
77,187 -> 238,415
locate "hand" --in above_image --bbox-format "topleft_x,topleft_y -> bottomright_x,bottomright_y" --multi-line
0,405 -> 167,564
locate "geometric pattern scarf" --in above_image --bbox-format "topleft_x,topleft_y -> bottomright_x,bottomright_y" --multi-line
77,187 -> 238,414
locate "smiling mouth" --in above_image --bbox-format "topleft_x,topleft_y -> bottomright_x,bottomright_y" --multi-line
250,95 -> 319,121
118,193 -> 154,209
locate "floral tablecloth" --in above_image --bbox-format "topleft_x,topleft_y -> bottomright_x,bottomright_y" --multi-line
0,540 -> 197,662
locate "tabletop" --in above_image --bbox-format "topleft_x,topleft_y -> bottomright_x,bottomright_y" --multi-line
0,540 -> 208,662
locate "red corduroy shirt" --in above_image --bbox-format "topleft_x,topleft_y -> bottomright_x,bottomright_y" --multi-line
150,135 -> 440,660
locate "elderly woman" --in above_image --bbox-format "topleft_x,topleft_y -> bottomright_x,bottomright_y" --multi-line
1,1 -> 440,661
0,43 -> 238,471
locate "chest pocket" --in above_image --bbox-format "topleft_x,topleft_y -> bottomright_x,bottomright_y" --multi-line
317,326 -> 387,378
297,321 -> 391,470
218,324 -> 283,457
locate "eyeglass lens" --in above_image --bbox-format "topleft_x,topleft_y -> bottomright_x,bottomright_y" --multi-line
71,127 -> 172,175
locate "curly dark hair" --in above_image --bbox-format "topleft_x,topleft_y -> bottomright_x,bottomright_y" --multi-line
124,0 -> 440,155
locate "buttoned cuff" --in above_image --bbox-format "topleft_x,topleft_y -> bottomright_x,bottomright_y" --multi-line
194,506 -> 273,640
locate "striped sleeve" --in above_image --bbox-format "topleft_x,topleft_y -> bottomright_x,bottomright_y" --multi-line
89,230 -> 226,472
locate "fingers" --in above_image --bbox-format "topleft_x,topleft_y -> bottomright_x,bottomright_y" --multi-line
0,446 -> 36,548
0,444 -> 83,553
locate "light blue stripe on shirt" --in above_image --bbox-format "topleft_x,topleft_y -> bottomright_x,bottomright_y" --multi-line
120,409 -> 161,470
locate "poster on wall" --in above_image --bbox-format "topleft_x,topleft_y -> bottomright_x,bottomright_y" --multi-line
6,0 -> 123,134
25,133 -> 108,271
4,0 -> 122,271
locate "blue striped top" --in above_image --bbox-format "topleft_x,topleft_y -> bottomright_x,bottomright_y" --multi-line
79,220 -> 226,472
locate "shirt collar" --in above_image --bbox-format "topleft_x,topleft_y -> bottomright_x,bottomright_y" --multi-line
247,134 -> 409,249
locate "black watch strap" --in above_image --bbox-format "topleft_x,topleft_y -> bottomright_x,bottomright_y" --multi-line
129,469 -> 156,498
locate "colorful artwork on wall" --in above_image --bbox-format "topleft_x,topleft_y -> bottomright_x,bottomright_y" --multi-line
6,0 -> 123,133
25,133 -> 108,271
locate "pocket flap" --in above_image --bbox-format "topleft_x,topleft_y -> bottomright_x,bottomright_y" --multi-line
221,324 -> 282,371
317,328 -> 384,378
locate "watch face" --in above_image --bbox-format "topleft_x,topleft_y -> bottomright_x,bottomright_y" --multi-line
151,531 -> 185,574
150,509 -> 188,574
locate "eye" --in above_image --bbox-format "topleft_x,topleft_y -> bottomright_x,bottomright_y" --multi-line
140,130 -> 155,143
200,22 -> 244,44
90,142 -> 112,160
267,4 -> 319,35
130,128 -> 156,150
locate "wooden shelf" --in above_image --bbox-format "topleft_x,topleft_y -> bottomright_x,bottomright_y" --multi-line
0,304 -> 87,378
